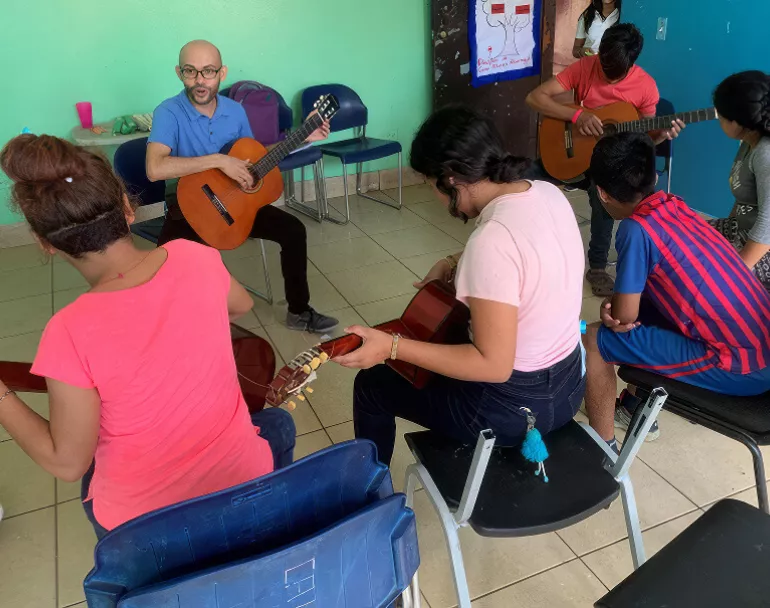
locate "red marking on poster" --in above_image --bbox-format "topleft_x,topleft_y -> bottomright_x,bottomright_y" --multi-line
491,3 -> 505,14
515,4 -> 530,14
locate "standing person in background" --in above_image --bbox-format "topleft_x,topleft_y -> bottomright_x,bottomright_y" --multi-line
573,1 -> 621,59
709,71 -> 770,291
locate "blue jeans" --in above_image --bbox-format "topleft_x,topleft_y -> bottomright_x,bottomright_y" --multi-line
82,407 -> 296,539
353,346 -> 586,466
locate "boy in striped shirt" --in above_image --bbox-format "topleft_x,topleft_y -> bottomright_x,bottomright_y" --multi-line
582,132 -> 770,448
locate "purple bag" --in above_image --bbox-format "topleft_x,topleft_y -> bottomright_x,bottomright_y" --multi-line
228,81 -> 283,145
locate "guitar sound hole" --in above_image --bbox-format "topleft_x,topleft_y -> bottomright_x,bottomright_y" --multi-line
241,179 -> 262,194
602,124 -> 618,136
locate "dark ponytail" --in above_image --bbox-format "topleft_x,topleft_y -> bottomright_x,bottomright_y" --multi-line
713,71 -> 770,137
410,106 -> 530,220
582,0 -> 622,33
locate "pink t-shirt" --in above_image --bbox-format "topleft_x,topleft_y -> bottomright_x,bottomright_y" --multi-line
31,239 -> 273,530
556,55 -> 660,117
455,181 -> 585,372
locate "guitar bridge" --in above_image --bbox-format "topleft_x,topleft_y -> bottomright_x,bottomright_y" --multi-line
564,123 -> 575,159
201,184 -> 235,226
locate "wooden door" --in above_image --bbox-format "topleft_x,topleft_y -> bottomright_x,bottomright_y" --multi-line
431,0 -> 555,158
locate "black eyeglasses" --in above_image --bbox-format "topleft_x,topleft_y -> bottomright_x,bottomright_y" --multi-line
179,66 -> 222,80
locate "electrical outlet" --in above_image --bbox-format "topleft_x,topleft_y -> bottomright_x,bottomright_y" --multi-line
656,17 -> 668,41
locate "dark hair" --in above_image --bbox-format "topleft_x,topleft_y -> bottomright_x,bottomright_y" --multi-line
598,23 -> 642,81
713,71 -> 770,137
590,132 -> 657,203
0,134 -> 133,258
582,0 -> 622,33
410,106 -> 529,219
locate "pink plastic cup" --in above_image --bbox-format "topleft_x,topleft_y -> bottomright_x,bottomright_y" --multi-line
75,102 -> 93,129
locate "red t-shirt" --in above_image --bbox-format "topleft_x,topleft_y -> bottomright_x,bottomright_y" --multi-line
556,55 -> 660,117
31,240 -> 273,530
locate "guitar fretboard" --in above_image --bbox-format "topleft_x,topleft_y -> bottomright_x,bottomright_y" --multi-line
617,108 -> 717,133
249,114 -> 323,179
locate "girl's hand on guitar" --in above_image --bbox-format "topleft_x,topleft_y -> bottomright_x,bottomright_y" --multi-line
332,326 -> 392,369
218,155 -> 254,189
576,112 -> 604,137
414,258 -> 453,289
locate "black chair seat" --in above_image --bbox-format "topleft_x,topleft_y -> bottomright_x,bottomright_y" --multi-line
596,499 -> 770,607
405,421 -> 619,537
318,137 -> 402,164
278,146 -> 323,171
131,217 -> 165,245
618,366 -> 770,438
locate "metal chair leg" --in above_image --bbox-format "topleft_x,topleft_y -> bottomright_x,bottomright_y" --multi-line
354,157 -> 402,210
320,157 -> 350,225
244,239 -> 273,305
406,464 -> 472,608
746,439 -> 770,514
283,166 -> 323,223
619,473 -> 646,569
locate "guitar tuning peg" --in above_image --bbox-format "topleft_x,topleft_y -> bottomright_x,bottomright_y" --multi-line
287,401 -> 297,411
310,357 -> 321,370
319,352 -> 329,363
297,394 -> 306,401
306,387 -> 314,394
303,364 -> 312,375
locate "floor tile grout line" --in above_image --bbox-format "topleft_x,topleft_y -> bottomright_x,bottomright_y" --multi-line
578,555 -> 612,593
1,501 -> 59,522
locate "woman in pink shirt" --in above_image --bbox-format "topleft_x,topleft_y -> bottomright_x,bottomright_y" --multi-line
335,107 -> 586,465
0,134 -> 294,537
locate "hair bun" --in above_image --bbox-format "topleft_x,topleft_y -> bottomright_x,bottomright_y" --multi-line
488,154 -> 530,183
0,134 -> 87,186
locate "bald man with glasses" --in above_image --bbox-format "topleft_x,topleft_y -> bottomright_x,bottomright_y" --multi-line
146,40 -> 338,333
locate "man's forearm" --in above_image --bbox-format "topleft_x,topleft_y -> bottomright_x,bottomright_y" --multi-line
526,91 -> 577,122
148,154 -> 224,182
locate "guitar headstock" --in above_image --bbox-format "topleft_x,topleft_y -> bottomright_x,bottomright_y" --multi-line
312,94 -> 340,122
266,346 -> 332,408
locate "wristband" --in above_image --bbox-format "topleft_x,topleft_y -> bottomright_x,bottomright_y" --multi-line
0,389 -> 15,405
571,109 -> 584,124
390,334 -> 401,360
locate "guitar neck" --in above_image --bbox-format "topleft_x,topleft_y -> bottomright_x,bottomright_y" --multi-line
619,108 -> 718,133
250,114 -> 322,178
317,334 -> 364,360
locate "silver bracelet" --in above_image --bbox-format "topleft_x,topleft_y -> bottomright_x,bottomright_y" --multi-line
0,389 -> 15,404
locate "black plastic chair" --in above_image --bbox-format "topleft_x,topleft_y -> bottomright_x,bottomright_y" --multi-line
301,84 -> 402,225
596,499 -> 770,607
656,98 -> 675,193
405,389 -> 669,608
618,366 -> 770,513
114,137 -> 166,244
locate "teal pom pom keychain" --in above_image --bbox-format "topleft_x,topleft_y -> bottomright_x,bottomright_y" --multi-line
520,408 -> 550,482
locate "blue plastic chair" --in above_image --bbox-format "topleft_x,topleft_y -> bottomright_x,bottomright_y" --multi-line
656,98 -> 675,193
302,84 -> 402,225
114,137 -> 273,303
82,440 -> 419,607
115,495 -> 418,607
113,137 -> 166,245
223,84 -> 328,223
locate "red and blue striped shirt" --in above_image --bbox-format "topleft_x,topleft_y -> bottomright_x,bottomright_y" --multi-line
629,191 -> 770,374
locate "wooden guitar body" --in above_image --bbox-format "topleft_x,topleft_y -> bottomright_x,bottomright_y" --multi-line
0,325 -> 277,414
539,102 -> 640,181
176,138 -> 284,250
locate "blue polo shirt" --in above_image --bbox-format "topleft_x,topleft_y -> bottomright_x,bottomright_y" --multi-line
148,90 -> 253,158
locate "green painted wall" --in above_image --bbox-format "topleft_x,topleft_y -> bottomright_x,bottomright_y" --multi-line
0,0 -> 432,225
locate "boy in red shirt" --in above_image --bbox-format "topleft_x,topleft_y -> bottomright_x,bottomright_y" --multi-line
526,23 -> 683,297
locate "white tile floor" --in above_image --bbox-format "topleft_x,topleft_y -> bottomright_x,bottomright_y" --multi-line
0,185 -> 765,607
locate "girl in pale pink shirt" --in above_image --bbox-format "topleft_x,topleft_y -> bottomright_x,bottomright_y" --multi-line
335,107 -> 586,465
0,135 -> 295,537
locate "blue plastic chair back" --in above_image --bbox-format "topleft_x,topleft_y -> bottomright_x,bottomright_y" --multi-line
302,84 -> 368,133
84,440 -> 392,607
113,138 -> 165,206
115,495 -> 419,608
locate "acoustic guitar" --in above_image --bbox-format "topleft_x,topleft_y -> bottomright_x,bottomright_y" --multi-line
176,94 -> 340,250
266,281 -> 470,408
0,325 -> 279,414
539,102 -> 718,182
